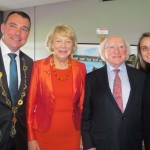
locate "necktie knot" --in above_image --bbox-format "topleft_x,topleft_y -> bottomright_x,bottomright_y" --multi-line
8,53 -> 17,60
113,69 -> 120,75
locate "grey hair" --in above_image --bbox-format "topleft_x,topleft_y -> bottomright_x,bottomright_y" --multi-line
99,37 -> 131,61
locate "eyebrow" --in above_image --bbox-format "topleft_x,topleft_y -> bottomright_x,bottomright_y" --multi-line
22,26 -> 30,31
106,43 -> 125,46
9,22 -> 16,26
9,22 -> 30,31
141,45 -> 148,47
140,45 -> 147,48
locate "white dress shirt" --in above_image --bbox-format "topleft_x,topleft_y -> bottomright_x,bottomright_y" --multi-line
0,39 -> 21,89
106,62 -> 130,110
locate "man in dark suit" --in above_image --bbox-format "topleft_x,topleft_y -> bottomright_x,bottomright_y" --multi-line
81,36 -> 145,150
0,11 -> 33,150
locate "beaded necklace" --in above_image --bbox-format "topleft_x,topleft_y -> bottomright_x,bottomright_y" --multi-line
51,55 -> 71,81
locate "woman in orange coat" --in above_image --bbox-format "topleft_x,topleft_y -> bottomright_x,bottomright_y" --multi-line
26,25 -> 86,150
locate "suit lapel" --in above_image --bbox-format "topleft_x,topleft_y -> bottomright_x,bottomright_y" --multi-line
123,65 -> 135,113
0,48 -> 11,106
71,59 -> 79,102
97,65 -> 123,112
97,65 -> 109,94
43,55 -> 55,100
101,64 -> 136,113
15,52 -> 25,104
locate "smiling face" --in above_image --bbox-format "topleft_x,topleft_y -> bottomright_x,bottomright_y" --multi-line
140,37 -> 150,63
1,13 -> 30,52
52,33 -> 73,61
102,36 -> 128,68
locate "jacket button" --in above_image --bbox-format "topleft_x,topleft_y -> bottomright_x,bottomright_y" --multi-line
121,117 -> 126,120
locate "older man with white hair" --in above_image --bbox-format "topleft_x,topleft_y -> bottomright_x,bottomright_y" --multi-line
81,36 -> 145,150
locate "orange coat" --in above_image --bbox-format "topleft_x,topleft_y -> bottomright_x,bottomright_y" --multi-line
26,55 -> 86,141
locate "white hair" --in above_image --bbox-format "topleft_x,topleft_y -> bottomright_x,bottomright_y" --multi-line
99,36 -> 131,61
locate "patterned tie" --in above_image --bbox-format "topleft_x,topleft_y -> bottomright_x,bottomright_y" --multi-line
8,53 -> 18,105
113,69 -> 123,112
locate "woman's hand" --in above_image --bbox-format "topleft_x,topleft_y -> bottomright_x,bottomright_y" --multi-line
88,148 -> 96,150
28,140 -> 40,150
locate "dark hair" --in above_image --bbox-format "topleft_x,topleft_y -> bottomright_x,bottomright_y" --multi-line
135,32 -> 150,73
4,11 -> 31,31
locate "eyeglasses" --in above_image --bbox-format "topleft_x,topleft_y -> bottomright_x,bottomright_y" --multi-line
104,45 -> 126,51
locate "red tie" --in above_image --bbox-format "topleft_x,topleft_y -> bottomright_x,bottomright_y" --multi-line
113,69 -> 123,112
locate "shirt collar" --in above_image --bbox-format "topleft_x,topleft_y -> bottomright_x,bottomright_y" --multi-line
0,39 -> 20,57
106,62 -> 126,73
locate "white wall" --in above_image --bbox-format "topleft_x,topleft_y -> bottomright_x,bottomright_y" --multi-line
3,0 -> 150,60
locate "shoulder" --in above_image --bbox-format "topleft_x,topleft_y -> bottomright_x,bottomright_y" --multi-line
146,72 -> 150,77
87,66 -> 105,78
71,59 -> 87,77
20,51 -> 33,63
31,57 -> 49,74
127,65 -> 146,77
34,55 -> 50,66
145,72 -> 150,82
32,59 -> 46,71
71,58 -> 86,69
34,58 -> 45,65
126,65 -> 146,84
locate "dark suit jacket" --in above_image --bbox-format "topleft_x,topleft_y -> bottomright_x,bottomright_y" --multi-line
143,72 -> 150,150
81,64 -> 145,150
0,48 -> 33,150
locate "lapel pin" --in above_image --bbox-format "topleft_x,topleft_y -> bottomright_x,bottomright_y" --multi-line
0,72 -> 3,78
45,71 -> 49,74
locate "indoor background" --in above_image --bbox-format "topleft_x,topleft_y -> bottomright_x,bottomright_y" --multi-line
0,0 -> 150,60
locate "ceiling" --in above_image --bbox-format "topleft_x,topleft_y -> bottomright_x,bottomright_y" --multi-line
0,0 -> 73,11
